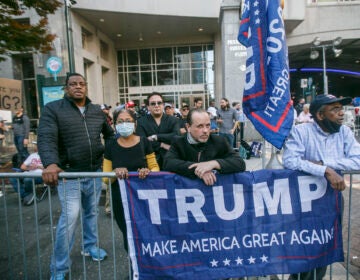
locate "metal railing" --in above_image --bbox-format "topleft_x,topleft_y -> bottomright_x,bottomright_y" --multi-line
0,171 -> 359,280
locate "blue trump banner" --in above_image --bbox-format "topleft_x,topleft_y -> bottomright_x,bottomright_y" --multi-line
238,0 -> 294,149
119,170 -> 343,280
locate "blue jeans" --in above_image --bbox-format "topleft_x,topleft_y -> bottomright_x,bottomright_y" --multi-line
10,177 -> 42,198
219,132 -> 234,147
14,135 -> 29,160
50,176 -> 102,274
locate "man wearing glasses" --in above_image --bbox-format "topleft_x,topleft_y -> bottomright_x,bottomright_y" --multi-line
136,92 -> 180,168
283,94 -> 360,280
37,73 -> 114,280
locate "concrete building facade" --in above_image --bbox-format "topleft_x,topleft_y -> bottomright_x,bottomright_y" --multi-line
0,0 -> 359,124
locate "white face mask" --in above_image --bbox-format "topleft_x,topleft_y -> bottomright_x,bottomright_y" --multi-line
116,122 -> 135,137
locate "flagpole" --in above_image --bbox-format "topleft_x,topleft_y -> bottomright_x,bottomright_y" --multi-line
265,145 -> 283,169
261,138 -> 266,169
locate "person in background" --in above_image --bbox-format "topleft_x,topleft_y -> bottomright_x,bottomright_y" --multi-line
283,94 -> 360,280
295,97 -> 305,116
296,103 -> 313,124
101,104 -> 113,126
179,104 -> 190,135
217,98 -> 238,146
166,103 -> 182,118
232,101 -> 243,148
103,108 -> 159,252
11,142 -> 44,206
163,108 -> 246,186
12,106 -> 30,161
101,104 -> 115,215
207,101 -> 218,118
164,103 -> 175,116
37,73 -> 114,280
136,92 -> 180,168
207,100 -> 219,134
127,100 -> 142,120
0,116 -> 8,196
114,102 -> 125,112
138,102 -> 148,117
193,97 -> 203,109
0,116 -> 8,147
290,99 -> 298,126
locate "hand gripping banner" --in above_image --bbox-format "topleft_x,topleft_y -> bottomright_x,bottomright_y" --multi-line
238,0 -> 294,149
119,171 -> 343,280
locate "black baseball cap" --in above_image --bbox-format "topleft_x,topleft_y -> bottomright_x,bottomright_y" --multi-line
310,94 -> 351,116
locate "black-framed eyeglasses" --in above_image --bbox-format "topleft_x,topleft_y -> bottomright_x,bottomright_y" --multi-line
149,101 -> 163,106
68,82 -> 87,87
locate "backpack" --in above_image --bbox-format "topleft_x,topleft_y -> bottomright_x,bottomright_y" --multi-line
239,146 -> 248,159
239,140 -> 252,160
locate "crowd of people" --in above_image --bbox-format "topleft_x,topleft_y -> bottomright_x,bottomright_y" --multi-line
32,73 -> 251,280
3,72 -> 360,280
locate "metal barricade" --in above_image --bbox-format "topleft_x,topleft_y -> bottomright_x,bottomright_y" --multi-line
0,172 -> 129,280
0,171 -> 358,280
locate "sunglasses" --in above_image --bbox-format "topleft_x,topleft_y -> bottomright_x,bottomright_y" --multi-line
150,101 -> 163,106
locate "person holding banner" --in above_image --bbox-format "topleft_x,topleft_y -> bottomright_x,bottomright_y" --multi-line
283,94 -> 360,279
163,108 -> 246,186
37,73 -> 114,280
103,108 -> 159,252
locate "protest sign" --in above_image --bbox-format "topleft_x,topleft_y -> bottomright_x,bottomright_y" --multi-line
0,78 -> 22,113
119,170 -> 343,279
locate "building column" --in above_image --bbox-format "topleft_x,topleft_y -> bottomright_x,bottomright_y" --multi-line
219,0 -> 247,103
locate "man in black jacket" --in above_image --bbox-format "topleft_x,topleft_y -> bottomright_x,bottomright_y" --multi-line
163,108 -> 246,186
136,92 -> 179,168
12,106 -> 30,161
37,73 -> 114,280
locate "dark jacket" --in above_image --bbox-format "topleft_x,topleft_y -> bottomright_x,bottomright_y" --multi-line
37,95 -> 114,172
136,113 -> 179,167
163,134 -> 246,178
12,113 -> 30,138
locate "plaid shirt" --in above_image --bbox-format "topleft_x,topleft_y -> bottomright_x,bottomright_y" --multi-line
283,122 -> 360,177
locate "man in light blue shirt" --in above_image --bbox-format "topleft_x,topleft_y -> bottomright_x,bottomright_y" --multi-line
283,94 -> 360,279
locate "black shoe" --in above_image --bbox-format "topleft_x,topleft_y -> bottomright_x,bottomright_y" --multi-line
23,193 -> 35,206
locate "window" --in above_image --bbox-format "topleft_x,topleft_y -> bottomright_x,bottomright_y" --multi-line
81,27 -> 92,50
100,40 -> 109,60
118,44 -> 214,105
127,50 -> 139,65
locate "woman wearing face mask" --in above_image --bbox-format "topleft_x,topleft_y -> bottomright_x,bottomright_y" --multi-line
102,108 -> 159,252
